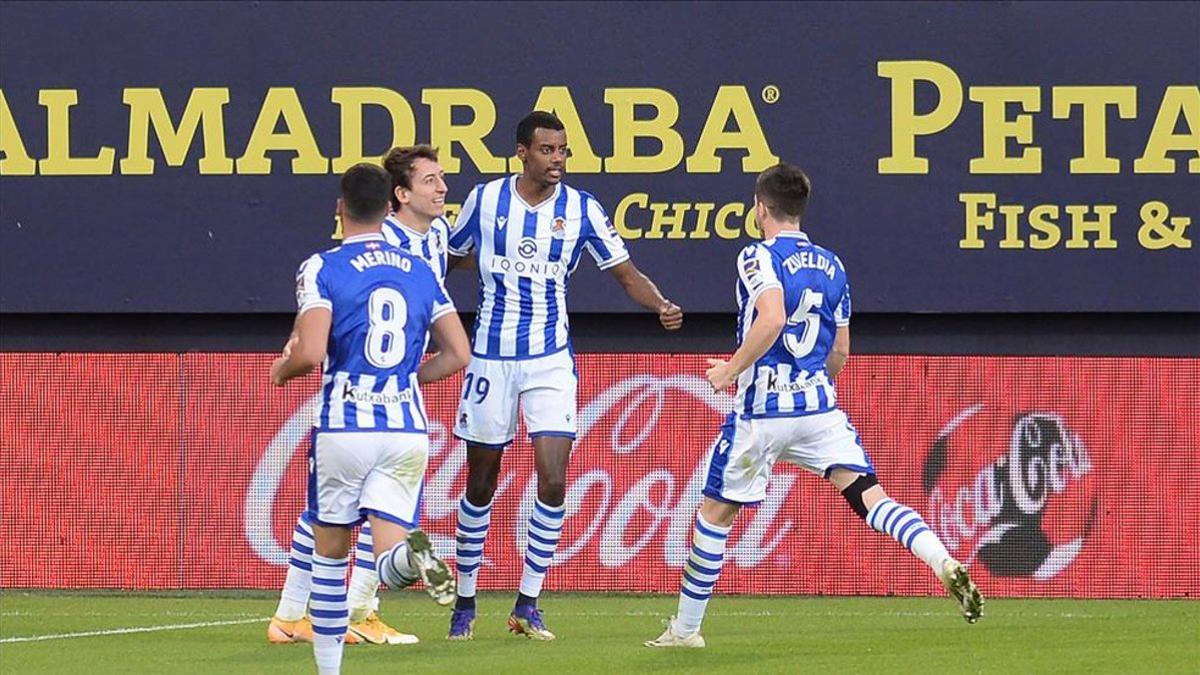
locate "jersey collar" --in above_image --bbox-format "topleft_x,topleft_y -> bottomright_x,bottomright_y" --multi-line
342,233 -> 386,244
510,174 -> 562,212
774,229 -> 811,245
775,229 -> 809,240
385,214 -> 434,239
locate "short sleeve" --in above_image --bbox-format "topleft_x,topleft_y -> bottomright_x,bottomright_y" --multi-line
381,219 -> 404,248
431,278 -> 456,321
582,196 -> 630,270
295,254 -> 331,314
737,244 -> 782,306
447,185 -> 481,256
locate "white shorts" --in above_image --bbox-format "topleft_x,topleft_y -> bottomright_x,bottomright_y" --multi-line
453,349 -> 578,448
703,409 -> 874,505
306,430 -> 428,528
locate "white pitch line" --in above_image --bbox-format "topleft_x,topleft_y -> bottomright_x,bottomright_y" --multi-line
0,608 -> 1107,644
0,617 -> 264,644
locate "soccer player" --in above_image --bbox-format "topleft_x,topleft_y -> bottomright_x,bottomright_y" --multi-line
270,163 -> 470,674
645,163 -> 984,649
267,146 -> 456,646
445,111 -> 683,641
381,144 -> 451,281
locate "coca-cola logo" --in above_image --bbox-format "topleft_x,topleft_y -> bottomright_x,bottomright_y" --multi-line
244,374 -> 804,572
922,404 -> 1099,580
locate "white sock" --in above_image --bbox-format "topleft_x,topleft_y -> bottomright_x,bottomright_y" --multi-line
455,496 -> 492,599
347,523 -> 379,623
675,514 -> 731,636
310,554 -> 349,675
518,499 -> 565,598
274,513 -> 314,621
376,540 -> 419,589
867,498 -> 950,570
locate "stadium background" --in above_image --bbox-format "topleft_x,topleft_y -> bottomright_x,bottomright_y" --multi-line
1,1 -> 1197,602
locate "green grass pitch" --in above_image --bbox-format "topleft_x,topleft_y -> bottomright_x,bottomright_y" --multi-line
1,591 -> 1196,673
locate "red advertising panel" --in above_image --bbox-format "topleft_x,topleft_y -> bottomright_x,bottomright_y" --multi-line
1,354 -> 1197,598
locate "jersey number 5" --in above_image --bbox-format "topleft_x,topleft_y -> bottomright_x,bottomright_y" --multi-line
365,287 -> 408,368
783,289 -> 823,358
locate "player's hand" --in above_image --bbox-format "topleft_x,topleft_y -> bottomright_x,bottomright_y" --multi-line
658,301 -> 683,331
705,358 -> 736,392
270,356 -> 288,387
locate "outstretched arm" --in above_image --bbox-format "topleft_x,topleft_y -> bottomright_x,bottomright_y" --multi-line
606,260 -> 683,330
271,308 -> 331,386
704,288 -> 785,392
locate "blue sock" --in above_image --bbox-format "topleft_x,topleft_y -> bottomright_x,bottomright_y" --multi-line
310,554 -> 349,674
517,499 -> 565,602
674,514 -> 731,636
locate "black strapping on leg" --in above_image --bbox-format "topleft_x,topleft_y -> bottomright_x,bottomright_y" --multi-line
840,473 -> 880,520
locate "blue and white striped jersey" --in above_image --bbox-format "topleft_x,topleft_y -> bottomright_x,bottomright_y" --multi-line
296,233 -> 456,433
733,230 -> 851,419
447,175 -> 630,360
382,214 -> 450,283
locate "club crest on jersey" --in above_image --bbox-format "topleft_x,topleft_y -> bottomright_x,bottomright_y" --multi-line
922,404 -> 1098,580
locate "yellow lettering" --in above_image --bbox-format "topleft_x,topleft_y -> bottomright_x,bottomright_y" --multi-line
508,87 -> 601,173
1134,86 -> 1200,174
605,88 -> 684,173
236,88 -> 328,174
686,86 -> 778,173
1028,204 -> 1061,249
0,90 -> 36,175
713,202 -> 745,239
38,89 -> 115,176
121,88 -> 232,175
690,202 -> 716,240
745,206 -> 761,239
969,86 -> 1042,174
1052,86 -> 1136,174
998,204 -> 1026,248
1064,205 -> 1118,248
330,87 -> 416,174
613,192 -> 648,240
646,202 -> 691,239
877,61 -> 963,174
959,192 -> 996,248
422,88 -> 504,174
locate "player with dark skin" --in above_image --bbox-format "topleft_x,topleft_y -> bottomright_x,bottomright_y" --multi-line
450,124 -> 682,532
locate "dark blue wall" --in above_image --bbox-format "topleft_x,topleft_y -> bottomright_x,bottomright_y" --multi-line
2,1 -> 1197,313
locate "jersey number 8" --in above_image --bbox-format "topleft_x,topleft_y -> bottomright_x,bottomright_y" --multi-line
783,289 -> 823,358
365,287 -> 408,368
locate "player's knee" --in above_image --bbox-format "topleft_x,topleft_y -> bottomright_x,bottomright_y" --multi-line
840,473 -> 880,520
465,481 -> 496,506
537,477 -> 566,507
465,472 -> 499,505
